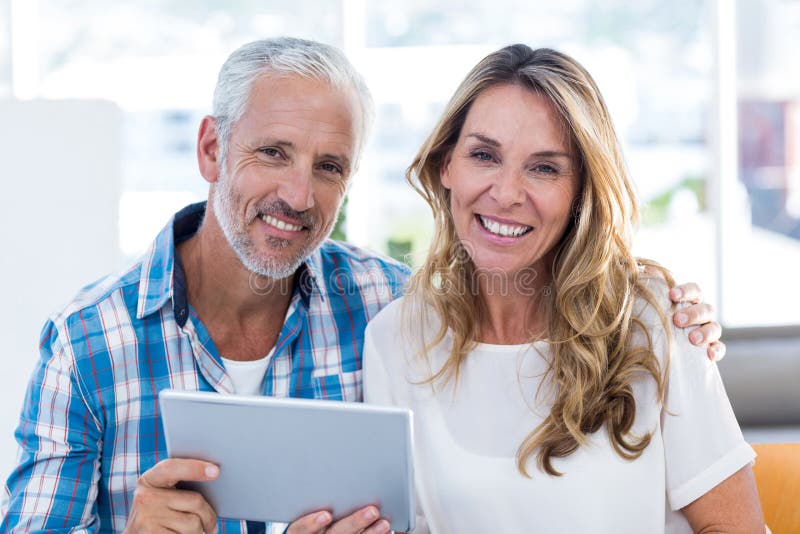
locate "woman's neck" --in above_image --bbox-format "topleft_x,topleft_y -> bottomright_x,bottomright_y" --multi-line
475,267 -> 550,345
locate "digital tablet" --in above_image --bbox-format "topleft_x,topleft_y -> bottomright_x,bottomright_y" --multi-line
159,389 -> 415,531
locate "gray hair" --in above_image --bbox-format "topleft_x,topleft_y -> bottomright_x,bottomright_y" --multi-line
212,37 -> 374,166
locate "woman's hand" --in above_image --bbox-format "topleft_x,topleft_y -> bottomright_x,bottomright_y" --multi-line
669,282 -> 725,362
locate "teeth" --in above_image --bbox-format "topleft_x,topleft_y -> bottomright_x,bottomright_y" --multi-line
479,215 -> 531,237
262,214 -> 303,232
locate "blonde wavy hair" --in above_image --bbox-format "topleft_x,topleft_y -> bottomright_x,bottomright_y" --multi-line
405,45 -> 674,476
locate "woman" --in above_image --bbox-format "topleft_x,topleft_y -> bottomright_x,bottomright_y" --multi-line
363,45 -> 763,533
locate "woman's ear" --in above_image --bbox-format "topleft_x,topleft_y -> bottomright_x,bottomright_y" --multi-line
440,150 -> 453,189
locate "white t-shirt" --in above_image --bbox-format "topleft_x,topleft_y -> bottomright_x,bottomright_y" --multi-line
221,347 -> 274,395
363,292 -> 754,534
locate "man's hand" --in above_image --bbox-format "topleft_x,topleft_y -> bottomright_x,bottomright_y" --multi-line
287,505 -> 391,534
125,458 -> 219,534
669,282 -> 725,362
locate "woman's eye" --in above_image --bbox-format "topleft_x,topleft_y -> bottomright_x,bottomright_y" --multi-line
533,163 -> 558,174
471,151 -> 494,162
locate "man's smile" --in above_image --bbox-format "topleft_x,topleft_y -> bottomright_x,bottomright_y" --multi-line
260,213 -> 305,233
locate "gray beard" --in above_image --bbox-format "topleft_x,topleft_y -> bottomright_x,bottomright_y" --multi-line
211,168 -> 322,279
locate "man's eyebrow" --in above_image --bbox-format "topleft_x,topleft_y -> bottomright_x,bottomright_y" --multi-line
467,132 -> 571,159
251,139 -> 295,150
271,140 -> 295,149
321,153 -> 352,170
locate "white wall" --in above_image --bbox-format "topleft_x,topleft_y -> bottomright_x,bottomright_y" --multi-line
0,99 -> 122,481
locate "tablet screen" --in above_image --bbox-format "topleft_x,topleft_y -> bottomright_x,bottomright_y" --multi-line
159,389 -> 415,531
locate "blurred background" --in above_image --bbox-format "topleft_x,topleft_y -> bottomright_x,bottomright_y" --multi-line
0,0 -> 798,480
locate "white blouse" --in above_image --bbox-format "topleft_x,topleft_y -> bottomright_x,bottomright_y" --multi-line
363,293 -> 754,534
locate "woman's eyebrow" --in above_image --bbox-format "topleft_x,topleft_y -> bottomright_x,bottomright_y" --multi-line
466,132 -> 500,147
531,150 -> 571,159
468,132 -> 571,160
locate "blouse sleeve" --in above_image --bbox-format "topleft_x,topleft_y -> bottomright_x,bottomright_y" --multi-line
363,322 -> 431,534
661,319 -> 755,510
363,323 -> 398,406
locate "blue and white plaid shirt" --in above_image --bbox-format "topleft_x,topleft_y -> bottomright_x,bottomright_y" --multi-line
1,202 -> 409,533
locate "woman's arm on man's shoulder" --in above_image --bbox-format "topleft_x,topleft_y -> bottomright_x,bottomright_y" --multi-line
641,261 -> 725,361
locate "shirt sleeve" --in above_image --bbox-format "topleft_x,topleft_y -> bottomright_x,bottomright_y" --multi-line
1,320 -> 103,533
661,320 -> 755,511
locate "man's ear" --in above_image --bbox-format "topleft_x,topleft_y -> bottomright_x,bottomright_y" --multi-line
197,115 -> 221,184
440,150 -> 453,189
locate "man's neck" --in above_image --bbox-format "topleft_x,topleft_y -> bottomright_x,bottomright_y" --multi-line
176,219 -> 296,361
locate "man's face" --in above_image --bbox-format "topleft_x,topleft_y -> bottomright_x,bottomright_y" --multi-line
212,75 -> 359,279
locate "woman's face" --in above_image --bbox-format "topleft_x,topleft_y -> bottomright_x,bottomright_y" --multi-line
441,83 -> 580,283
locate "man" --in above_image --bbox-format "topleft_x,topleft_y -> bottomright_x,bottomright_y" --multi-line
1,38 -> 722,534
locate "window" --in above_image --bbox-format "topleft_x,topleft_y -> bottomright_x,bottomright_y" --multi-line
0,1 -> 13,96
728,0 -> 800,325
33,0 -> 344,254
6,0 -> 798,327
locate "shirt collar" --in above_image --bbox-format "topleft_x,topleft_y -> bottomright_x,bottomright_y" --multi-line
136,201 -> 324,323
298,246 -> 326,304
136,202 -> 205,322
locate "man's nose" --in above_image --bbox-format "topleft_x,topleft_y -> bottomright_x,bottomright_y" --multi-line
278,166 -> 315,212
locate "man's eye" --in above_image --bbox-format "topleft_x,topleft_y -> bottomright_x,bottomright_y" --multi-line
259,147 -> 283,158
319,162 -> 342,174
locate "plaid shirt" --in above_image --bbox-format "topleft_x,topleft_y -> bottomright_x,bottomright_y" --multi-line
1,202 -> 409,533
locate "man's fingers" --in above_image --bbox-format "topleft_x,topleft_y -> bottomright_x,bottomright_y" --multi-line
132,486 -> 219,534
670,283 -> 702,304
673,302 -> 714,329
160,509 -> 205,534
326,506 -> 387,534
708,341 -> 726,362
140,458 -> 220,489
129,459 -> 219,534
362,519 -> 392,534
165,488 -> 219,534
286,510 -> 333,534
